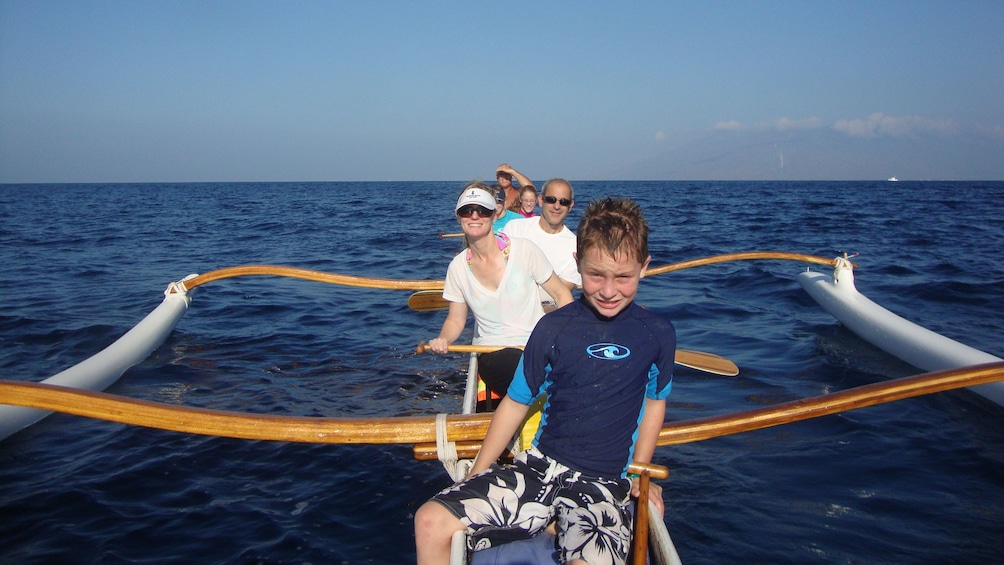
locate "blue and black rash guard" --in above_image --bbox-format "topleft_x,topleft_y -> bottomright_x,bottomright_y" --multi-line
508,298 -> 676,478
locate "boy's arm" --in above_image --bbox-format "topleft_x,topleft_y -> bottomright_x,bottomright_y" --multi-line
468,396 -> 530,476
633,398 -> 665,464
632,398 -> 666,516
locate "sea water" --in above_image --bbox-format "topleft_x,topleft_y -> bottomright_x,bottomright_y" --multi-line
1,181 -> 1002,564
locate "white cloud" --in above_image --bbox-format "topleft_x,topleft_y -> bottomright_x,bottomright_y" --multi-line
974,123 -> 1004,140
713,120 -> 747,132
654,130 -> 666,142
713,117 -> 823,132
773,117 -> 824,131
833,112 -> 959,138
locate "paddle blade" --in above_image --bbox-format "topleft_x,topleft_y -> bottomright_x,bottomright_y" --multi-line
408,290 -> 450,312
674,349 -> 739,377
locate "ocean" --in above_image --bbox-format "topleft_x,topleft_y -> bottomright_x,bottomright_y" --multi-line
1,181 -> 1002,564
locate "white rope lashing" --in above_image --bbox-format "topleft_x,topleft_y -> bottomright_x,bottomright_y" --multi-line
436,413 -> 471,482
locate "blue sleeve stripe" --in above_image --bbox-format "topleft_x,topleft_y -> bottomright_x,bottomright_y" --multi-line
646,362 -> 673,400
507,354 -> 534,403
532,378 -> 553,446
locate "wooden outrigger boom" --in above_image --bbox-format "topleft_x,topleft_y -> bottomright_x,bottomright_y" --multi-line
2,362 -> 1001,448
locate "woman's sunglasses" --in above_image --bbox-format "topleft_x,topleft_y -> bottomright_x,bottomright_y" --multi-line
542,195 -> 572,207
457,205 -> 494,218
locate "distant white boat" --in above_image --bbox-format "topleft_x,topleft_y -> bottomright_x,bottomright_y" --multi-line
888,177 -> 898,181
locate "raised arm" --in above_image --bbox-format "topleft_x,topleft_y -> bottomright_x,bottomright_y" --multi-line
496,163 -> 534,188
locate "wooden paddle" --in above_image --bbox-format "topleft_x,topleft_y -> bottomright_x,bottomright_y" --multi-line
3,362 -> 1000,447
408,290 -> 450,313
416,342 -> 740,377
406,251 -> 848,311
625,462 -> 669,565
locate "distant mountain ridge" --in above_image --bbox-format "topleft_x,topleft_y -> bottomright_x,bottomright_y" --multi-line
609,128 -> 1004,181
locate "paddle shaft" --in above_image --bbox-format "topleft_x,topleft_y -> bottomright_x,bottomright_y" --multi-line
626,462 -> 668,565
416,342 -> 739,377
633,470 -> 652,565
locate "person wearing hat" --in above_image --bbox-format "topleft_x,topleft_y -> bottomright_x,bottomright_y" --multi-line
491,185 -> 522,234
427,181 -> 573,396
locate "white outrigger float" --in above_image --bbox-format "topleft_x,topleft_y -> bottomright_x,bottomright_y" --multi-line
798,255 -> 1004,407
0,278 -> 194,442
1,254 -> 1002,564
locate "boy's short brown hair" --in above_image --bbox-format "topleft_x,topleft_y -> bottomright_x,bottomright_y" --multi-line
575,197 -> 649,263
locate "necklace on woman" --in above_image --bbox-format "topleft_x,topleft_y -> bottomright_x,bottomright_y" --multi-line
466,233 -> 510,272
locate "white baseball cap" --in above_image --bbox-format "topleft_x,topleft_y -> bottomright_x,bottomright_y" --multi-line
455,187 -> 497,212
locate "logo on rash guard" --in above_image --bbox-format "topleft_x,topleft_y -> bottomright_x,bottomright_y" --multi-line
586,343 -> 631,360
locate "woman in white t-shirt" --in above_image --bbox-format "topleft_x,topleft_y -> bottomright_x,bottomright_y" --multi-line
428,182 -> 573,395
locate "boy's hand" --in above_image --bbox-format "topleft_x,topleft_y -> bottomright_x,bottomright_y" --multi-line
631,480 -> 665,518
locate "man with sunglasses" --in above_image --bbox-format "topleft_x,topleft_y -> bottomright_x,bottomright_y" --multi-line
501,178 -> 580,305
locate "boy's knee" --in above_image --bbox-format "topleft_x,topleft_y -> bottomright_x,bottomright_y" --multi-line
415,500 -> 463,537
415,501 -> 466,564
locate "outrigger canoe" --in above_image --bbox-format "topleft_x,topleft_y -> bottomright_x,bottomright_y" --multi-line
2,254 -> 1003,563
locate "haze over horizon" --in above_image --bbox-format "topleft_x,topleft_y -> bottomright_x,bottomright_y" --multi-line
2,1 -> 1002,183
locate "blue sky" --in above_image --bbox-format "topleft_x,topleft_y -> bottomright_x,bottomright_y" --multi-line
2,1 -> 1002,182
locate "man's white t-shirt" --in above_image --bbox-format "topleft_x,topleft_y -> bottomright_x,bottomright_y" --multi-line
502,217 -> 580,303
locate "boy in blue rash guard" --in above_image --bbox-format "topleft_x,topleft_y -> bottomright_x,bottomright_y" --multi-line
415,197 -> 676,565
